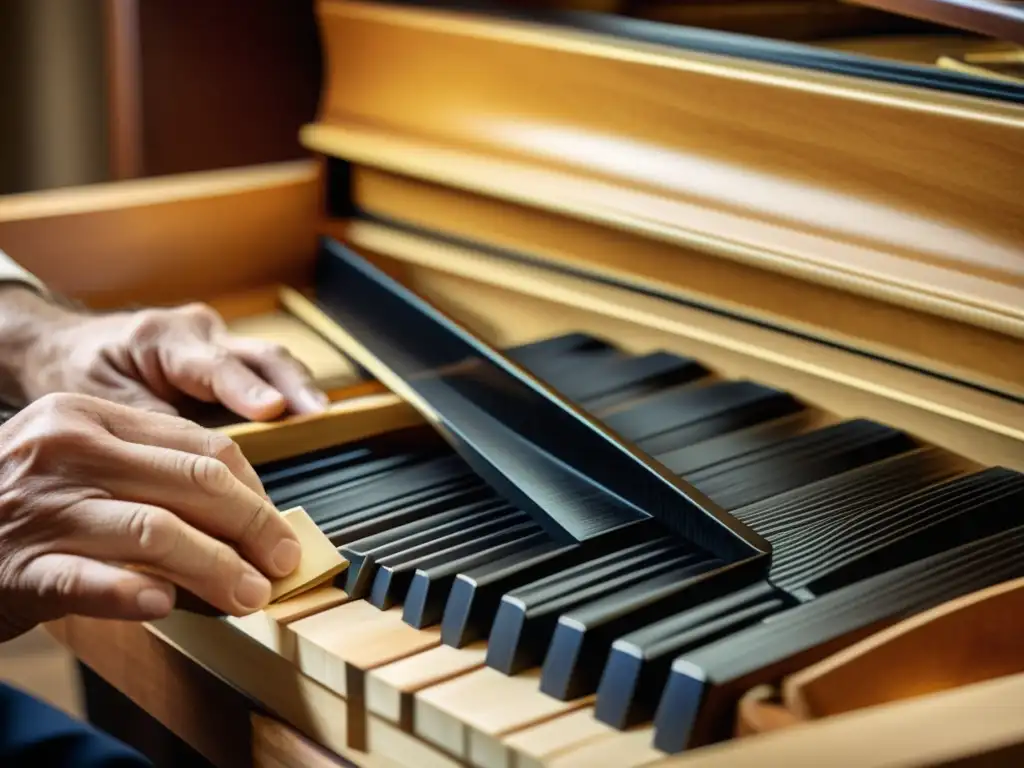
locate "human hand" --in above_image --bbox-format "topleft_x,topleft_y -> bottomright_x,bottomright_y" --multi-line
0,393 -> 301,641
4,288 -> 328,421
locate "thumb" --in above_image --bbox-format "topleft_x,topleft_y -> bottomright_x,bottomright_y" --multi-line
19,553 -> 177,624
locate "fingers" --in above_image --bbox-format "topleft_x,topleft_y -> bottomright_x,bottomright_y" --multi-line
222,336 -> 330,417
65,499 -> 273,615
94,429 -> 300,581
91,399 -> 265,498
20,552 -> 177,623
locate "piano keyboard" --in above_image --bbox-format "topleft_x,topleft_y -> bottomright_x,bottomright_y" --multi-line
232,328 -> 1024,765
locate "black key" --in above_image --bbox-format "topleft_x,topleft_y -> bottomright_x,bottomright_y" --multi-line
540,555 -> 767,701
692,419 -> 917,510
652,412 -> 816,476
370,519 -> 542,609
651,524 -> 1024,753
403,529 -> 555,629
505,333 -> 614,368
795,468 -> 1024,597
536,352 -> 707,410
341,497 -> 512,597
260,445 -> 372,488
270,453 -> 417,509
486,538 -> 700,675
305,454 -> 475,526
604,380 -> 802,450
594,581 -> 793,730
323,480 -> 492,545
439,521 -> 656,647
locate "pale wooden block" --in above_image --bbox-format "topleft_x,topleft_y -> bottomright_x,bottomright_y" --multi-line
270,507 -> 348,603
366,641 -> 488,725
503,708 -> 614,768
367,715 -> 464,768
413,667 -> 591,761
290,601 -> 441,698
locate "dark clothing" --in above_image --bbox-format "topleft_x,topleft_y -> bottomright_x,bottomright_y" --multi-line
0,682 -> 151,767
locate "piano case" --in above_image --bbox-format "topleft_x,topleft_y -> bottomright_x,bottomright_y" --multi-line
2,1 -> 1021,766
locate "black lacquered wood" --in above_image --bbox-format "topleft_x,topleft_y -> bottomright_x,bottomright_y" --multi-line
651,524 -> 1024,753
313,237 -> 769,563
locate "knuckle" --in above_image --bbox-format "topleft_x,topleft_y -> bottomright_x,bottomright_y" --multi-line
179,302 -> 221,329
40,560 -> 82,601
126,309 -> 167,348
186,454 -> 234,495
204,432 -> 243,467
126,505 -> 180,560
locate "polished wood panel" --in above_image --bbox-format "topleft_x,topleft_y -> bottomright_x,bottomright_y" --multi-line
0,161 -> 320,309
307,0 -> 1024,346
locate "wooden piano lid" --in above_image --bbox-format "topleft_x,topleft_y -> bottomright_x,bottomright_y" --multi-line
302,0 -> 1024,399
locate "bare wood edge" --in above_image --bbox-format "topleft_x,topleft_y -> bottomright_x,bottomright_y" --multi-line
782,575 -> 1024,720
252,714 -> 353,768
343,222 -> 1024,469
648,672 -> 1024,767
300,123 -> 1024,343
0,160 -> 318,219
103,0 -> 143,180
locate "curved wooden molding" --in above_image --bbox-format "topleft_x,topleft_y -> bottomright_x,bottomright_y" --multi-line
781,575 -> 1024,720
307,0 -> 1024,344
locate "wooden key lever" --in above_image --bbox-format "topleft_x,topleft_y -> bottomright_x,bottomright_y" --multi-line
735,576 -> 1024,735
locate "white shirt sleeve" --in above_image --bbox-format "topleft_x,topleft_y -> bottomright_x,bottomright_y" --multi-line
0,248 -> 47,295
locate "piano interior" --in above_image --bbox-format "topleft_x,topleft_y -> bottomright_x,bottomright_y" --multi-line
5,0 -> 1022,766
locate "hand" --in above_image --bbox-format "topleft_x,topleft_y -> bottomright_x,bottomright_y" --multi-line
3,287 -> 328,421
0,392 -> 301,641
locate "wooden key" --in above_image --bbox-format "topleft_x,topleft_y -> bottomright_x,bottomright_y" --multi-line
289,600 -> 442,750
733,685 -> 801,737
503,708 -> 663,768
782,576 -> 1024,721
270,506 -> 349,603
413,667 -> 593,767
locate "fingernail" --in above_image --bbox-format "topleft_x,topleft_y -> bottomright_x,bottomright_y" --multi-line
250,385 -> 284,408
298,387 -> 329,413
271,538 -> 302,575
137,587 -> 174,616
234,569 -> 271,611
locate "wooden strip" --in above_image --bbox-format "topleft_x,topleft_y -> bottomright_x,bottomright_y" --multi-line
252,715 -> 350,768
309,1 -> 1024,335
0,160 -> 319,309
782,576 -> 1024,721
343,224 -> 1024,472
644,672 -> 1024,767
223,393 -> 419,467
349,166 -> 1024,397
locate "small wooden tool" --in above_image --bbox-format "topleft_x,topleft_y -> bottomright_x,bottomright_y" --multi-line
269,506 -> 349,603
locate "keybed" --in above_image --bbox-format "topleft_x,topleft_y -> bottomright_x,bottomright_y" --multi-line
202,302 -> 1024,767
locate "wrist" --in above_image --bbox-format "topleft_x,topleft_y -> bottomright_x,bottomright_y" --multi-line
0,284 -> 79,406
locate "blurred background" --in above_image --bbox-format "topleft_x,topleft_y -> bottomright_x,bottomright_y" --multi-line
0,0 -> 321,196
0,0 -> 324,720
